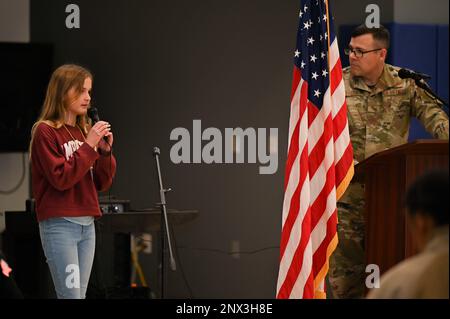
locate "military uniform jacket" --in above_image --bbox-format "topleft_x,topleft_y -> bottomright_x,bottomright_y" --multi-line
343,63 -> 449,164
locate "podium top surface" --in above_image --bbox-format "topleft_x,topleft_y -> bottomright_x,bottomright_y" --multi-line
353,140 -> 448,182
357,140 -> 448,167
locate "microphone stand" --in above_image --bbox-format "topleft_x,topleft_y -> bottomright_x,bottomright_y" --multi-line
153,147 -> 176,300
415,78 -> 449,107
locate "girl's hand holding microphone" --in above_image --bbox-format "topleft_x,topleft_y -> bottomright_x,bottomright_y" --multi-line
86,121 -> 113,152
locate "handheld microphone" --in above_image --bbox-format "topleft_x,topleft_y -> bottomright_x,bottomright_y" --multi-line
398,68 -> 431,81
87,107 -> 100,124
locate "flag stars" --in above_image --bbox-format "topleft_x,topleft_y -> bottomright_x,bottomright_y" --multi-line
320,34 -> 323,41
321,52 -> 326,59
324,32 -> 328,39
294,50 -> 300,58
307,37 -> 315,46
304,4 -> 308,12
323,14 -> 327,22
314,89 -> 322,97
299,10 -> 303,18
311,72 -> 319,80
300,60 -> 306,69
310,54 -> 317,63
303,21 -> 312,30
322,69 -> 328,77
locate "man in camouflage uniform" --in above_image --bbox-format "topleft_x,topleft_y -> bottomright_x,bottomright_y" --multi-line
328,25 -> 449,299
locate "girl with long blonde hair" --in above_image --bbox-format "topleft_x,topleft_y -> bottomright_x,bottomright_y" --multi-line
30,64 -> 116,299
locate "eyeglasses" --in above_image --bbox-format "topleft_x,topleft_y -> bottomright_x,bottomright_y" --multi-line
344,48 -> 382,58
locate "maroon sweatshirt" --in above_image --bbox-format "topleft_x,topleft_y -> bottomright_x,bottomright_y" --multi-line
31,122 -> 117,222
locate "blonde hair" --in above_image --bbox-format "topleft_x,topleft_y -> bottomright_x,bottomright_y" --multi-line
30,64 -> 93,155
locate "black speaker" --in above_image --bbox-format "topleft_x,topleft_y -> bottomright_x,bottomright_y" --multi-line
0,43 -> 53,152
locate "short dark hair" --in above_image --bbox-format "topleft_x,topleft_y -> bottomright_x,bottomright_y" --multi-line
351,24 -> 390,49
406,170 -> 449,226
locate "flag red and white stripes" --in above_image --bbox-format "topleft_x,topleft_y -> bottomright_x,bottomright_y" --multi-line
276,0 -> 353,299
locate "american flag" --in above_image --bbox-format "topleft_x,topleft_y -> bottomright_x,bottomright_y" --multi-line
276,0 -> 354,299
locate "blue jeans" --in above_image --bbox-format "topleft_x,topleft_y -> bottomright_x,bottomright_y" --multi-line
39,218 -> 95,299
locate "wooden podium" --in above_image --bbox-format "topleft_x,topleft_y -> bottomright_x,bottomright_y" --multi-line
354,140 -> 449,275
